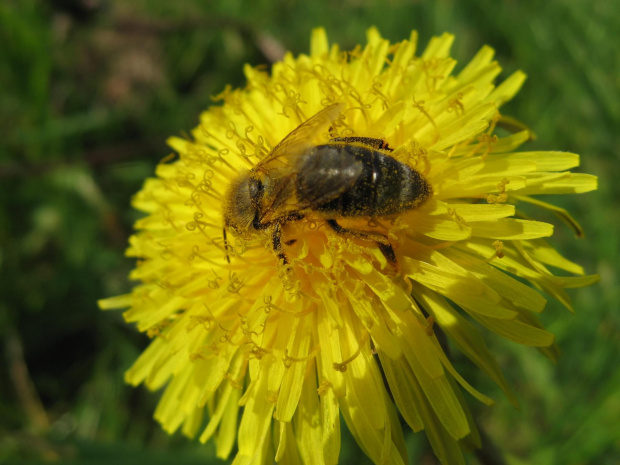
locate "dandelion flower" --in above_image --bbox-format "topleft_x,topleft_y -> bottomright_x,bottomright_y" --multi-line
100,28 -> 598,464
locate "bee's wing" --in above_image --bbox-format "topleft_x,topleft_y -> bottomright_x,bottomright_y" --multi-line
255,103 -> 344,172
255,103 -> 347,225
295,147 -> 364,207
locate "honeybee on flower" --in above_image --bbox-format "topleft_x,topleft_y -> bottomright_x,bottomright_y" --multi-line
223,102 -> 432,266
100,27 -> 598,465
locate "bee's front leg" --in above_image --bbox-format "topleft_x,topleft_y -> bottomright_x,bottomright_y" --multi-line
222,228 -> 231,263
272,222 -> 289,265
271,213 -> 305,265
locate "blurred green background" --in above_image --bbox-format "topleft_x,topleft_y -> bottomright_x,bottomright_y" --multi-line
1,0 -> 618,463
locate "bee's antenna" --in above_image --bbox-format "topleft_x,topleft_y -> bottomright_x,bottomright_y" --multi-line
223,227 -> 231,263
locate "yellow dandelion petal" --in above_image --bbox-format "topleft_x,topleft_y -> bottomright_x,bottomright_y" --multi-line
101,27 -> 598,464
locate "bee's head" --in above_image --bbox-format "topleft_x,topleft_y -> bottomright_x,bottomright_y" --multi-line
223,173 -> 263,236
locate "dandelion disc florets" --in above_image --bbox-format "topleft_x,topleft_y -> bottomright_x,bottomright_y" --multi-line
100,28 -> 598,465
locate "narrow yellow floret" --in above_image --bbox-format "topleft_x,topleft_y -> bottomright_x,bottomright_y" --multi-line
99,27 -> 598,465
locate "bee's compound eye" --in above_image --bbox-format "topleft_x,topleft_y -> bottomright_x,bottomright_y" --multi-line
225,174 -> 259,235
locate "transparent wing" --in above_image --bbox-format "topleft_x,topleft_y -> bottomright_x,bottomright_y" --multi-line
254,103 -> 344,173
295,148 -> 364,208
253,103 -> 345,225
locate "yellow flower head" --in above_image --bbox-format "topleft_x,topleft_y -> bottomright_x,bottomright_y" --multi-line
100,28 -> 598,464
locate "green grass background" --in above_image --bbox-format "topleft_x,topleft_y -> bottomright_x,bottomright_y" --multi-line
1,0 -> 618,463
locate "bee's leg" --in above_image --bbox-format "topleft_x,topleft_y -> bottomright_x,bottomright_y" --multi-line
329,137 -> 393,152
376,242 -> 397,264
326,219 -> 396,264
272,213 -> 305,266
222,227 -> 231,263
272,222 -> 288,265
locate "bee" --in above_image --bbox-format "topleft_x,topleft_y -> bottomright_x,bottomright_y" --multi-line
223,103 -> 432,265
